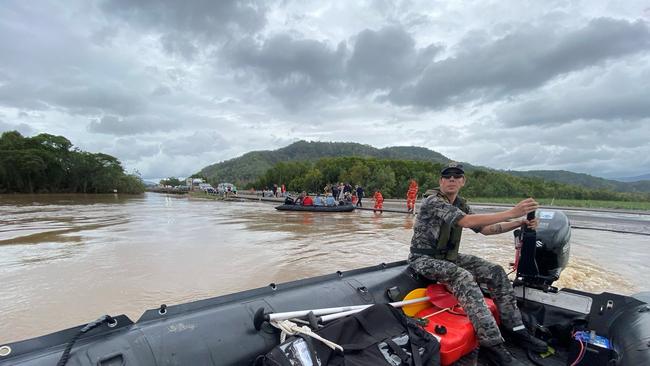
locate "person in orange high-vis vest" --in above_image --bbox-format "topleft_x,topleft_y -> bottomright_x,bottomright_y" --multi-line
373,190 -> 384,213
406,179 -> 419,213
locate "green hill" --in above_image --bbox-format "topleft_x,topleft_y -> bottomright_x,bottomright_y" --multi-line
197,140 -> 650,194
198,141 -> 453,185
252,156 -> 649,205
618,173 -> 650,182
0,131 -> 145,194
507,170 -> 650,193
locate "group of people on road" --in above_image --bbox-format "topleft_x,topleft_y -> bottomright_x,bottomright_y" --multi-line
266,184 -> 286,198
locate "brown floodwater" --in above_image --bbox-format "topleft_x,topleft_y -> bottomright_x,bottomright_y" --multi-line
1,193 -> 648,344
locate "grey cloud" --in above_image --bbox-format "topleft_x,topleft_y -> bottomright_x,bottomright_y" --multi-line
347,26 -> 441,90
497,60 -> 650,126
90,25 -> 119,46
451,118 -> 650,176
137,154 -> 204,178
160,34 -> 198,60
225,25 -> 441,107
227,35 -> 346,83
166,68 -> 188,83
151,85 -> 172,97
109,137 -> 160,160
0,81 -> 51,111
0,77 -> 146,116
0,4 -> 150,117
46,84 -> 146,116
389,18 -> 650,108
88,115 -> 179,135
224,34 -> 347,108
498,91 -> 650,126
265,77 -> 332,110
102,0 -> 267,55
0,120 -> 34,135
160,131 -> 229,156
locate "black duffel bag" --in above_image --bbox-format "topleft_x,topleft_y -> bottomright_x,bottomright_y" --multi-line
256,304 -> 440,366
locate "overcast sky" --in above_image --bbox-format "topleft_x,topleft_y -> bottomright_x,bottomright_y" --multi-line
1,1 -> 649,180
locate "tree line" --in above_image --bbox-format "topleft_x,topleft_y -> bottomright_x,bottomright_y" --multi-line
249,156 -> 650,202
0,131 -> 145,194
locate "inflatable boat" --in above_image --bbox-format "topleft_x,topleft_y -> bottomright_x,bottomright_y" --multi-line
275,204 -> 356,212
1,210 -> 649,366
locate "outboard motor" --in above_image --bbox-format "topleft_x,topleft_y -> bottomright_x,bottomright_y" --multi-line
514,209 -> 571,291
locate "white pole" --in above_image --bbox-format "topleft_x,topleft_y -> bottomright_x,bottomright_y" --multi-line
267,296 -> 430,322
320,296 -> 430,322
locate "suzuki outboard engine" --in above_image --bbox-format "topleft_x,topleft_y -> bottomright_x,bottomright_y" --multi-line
514,209 -> 571,290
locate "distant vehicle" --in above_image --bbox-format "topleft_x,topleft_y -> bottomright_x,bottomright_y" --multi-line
217,183 -> 237,194
197,183 -> 217,194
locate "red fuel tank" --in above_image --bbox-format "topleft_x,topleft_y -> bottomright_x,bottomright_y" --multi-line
415,284 -> 500,366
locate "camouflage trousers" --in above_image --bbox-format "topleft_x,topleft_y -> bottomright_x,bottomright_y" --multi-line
408,253 -> 523,346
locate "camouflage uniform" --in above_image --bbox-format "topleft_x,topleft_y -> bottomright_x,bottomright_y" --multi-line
408,191 -> 523,347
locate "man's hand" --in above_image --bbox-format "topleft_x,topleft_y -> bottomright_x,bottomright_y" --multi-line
521,218 -> 539,230
510,198 -> 539,218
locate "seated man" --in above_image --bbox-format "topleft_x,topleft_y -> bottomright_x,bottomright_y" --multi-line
313,193 -> 324,206
301,191 -> 313,206
294,192 -> 305,205
284,195 -> 295,205
324,193 -> 336,206
408,162 -> 547,366
343,192 -> 353,204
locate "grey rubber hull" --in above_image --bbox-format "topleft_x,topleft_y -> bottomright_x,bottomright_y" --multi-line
1,261 -> 649,366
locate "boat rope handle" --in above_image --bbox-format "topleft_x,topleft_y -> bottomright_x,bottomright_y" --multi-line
57,315 -> 115,366
271,319 -> 344,352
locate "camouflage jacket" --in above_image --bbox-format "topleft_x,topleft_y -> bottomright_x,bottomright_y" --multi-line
410,189 -> 476,255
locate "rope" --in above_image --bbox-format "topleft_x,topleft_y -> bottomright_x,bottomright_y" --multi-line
270,319 -> 343,352
420,306 -> 462,319
57,315 -> 114,366
571,225 -> 650,236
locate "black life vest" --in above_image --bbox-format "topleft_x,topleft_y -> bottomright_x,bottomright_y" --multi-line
435,189 -> 470,262
411,189 -> 470,262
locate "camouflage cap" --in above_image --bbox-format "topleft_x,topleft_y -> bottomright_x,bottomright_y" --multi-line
440,162 -> 465,175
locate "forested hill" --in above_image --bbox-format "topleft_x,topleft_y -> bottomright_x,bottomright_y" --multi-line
0,131 -> 145,194
198,140 -> 649,194
198,141 -> 453,185
619,173 -> 650,182
252,157 -> 650,202
507,170 -> 650,193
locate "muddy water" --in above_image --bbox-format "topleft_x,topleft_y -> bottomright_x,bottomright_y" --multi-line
1,193 -> 648,344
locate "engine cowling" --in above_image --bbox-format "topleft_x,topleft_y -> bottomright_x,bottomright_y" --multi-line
535,210 -> 571,282
516,209 -> 571,288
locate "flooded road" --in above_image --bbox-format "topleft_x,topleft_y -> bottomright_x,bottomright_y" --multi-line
1,193 -> 649,344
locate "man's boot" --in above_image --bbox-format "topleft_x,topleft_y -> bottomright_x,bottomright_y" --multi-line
509,328 -> 548,353
483,344 -> 525,366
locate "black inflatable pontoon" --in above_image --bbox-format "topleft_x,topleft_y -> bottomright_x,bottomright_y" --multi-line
1,263 -> 649,366
275,204 -> 355,212
1,210 -> 649,366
